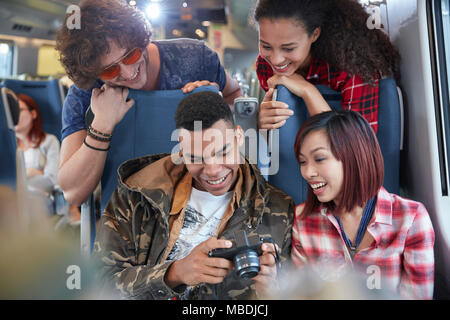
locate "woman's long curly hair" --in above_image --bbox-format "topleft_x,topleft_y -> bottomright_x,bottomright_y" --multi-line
253,0 -> 400,85
56,0 -> 152,90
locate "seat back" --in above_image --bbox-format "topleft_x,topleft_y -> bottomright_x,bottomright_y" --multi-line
3,79 -> 63,141
376,78 -> 402,194
92,85 -> 219,211
259,79 -> 401,204
0,86 -> 18,189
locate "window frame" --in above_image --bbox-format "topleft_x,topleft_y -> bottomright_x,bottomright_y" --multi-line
427,0 -> 450,196
0,40 -> 15,78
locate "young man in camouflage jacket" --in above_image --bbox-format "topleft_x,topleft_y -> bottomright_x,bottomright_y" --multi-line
93,92 -> 294,299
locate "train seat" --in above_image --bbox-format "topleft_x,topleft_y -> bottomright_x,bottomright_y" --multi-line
258,78 -> 402,204
3,79 -> 64,141
0,86 -> 19,189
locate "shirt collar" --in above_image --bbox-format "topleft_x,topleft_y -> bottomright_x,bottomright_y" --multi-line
322,187 -> 393,224
372,187 -> 393,225
320,187 -> 393,248
169,172 -> 192,215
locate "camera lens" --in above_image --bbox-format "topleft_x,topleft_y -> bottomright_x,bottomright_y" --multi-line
233,250 -> 260,279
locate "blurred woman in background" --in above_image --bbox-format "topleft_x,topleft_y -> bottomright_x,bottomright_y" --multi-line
15,93 -> 59,191
15,93 -> 79,223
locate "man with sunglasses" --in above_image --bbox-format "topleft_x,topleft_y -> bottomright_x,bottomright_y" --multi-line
55,0 -> 241,206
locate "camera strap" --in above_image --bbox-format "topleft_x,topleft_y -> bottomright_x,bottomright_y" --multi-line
262,237 -> 280,263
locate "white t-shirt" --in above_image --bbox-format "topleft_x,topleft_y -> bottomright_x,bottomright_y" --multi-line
165,187 -> 233,262
23,133 -> 60,193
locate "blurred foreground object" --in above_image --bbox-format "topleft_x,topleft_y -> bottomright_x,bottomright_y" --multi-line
263,261 -> 401,300
0,151 -> 103,299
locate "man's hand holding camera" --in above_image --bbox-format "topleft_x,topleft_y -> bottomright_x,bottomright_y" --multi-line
164,232 -> 279,298
253,242 -> 279,298
164,238 -> 234,288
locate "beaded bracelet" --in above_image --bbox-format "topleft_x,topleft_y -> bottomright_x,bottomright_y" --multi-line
86,129 -> 112,142
89,125 -> 113,138
83,138 -> 110,151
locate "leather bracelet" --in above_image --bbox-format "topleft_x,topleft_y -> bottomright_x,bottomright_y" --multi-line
86,129 -> 112,142
89,125 -> 112,138
83,138 -> 110,151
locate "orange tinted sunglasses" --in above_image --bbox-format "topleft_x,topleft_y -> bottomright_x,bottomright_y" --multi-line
99,47 -> 143,80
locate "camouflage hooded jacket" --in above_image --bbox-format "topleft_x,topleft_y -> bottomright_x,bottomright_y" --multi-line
93,153 -> 294,300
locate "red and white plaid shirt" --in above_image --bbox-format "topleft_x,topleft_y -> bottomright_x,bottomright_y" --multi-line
256,55 -> 380,132
291,187 -> 435,299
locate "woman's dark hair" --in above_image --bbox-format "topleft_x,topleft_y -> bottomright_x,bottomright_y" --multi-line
175,91 -> 235,131
253,0 -> 400,85
56,0 -> 152,90
293,110 -> 384,216
16,94 -> 46,147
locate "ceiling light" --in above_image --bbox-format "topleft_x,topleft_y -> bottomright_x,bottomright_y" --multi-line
146,3 -> 161,20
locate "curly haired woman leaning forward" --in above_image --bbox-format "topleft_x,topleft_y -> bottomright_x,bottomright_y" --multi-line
254,0 -> 400,133
292,110 -> 435,299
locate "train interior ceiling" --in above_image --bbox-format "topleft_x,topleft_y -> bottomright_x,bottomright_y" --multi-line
0,0 -> 449,299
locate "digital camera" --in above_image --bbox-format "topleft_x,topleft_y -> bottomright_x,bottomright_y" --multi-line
208,230 -> 274,279
234,96 -> 258,118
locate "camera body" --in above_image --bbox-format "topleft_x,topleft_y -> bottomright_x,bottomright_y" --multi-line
233,96 -> 258,133
234,96 -> 259,119
233,96 -> 259,162
209,230 -> 273,279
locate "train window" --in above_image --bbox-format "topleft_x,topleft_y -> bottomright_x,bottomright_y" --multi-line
37,45 -> 65,76
438,0 -> 450,195
0,40 -> 14,78
428,0 -> 450,195
442,0 -> 450,88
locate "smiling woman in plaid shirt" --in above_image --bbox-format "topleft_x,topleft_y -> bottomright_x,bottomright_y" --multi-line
292,110 -> 435,299
253,0 -> 400,133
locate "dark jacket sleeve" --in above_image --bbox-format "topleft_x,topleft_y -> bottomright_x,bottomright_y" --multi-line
280,198 -> 294,266
92,185 -> 185,300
